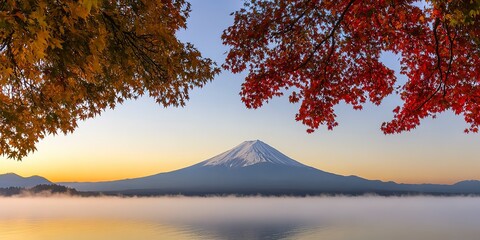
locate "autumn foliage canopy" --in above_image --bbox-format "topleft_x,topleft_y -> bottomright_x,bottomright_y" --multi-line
223,0 -> 480,134
0,0 -> 219,159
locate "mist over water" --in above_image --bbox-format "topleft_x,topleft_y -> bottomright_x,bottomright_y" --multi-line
1,196 -> 480,240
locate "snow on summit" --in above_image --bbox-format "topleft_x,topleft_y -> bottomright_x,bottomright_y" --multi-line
201,140 -> 307,168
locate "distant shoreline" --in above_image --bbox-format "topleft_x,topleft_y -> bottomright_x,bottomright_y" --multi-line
1,184 -> 480,198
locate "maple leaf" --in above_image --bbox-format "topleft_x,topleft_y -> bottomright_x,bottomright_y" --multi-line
223,0 -> 480,135
0,0 -> 219,160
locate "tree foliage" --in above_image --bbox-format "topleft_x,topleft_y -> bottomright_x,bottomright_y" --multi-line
0,184 -> 84,196
1,0 -> 219,159
223,0 -> 480,134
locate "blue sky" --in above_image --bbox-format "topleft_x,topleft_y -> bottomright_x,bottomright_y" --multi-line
0,0 -> 479,183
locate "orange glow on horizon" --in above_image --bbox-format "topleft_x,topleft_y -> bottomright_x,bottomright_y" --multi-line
2,158 -> 473,185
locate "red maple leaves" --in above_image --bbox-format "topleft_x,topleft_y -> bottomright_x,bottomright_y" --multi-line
223,0 -> 480,134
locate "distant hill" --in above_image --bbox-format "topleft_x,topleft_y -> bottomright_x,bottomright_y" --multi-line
0,173 -> 52,188
58,140 -> 480,196
0,184 -> 98,197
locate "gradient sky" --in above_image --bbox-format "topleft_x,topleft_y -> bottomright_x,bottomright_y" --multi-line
1,1 -> 479,184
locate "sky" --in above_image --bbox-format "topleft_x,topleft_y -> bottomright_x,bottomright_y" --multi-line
0,0 -> 479,184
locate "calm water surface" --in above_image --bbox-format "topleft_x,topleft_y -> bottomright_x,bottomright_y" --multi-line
0,196 -> 479,240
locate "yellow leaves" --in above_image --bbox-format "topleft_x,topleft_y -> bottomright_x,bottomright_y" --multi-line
90,28 -> 107,54
85,55 -> 102,77
32,29 -> 50,59
432,0 -> 480,26
70,0 -> 100,20
30,8 -> 47,28
1,67 -> 14,79
51,38 -> 64,49
75,4 -> 90,19
1,0 -> 217,160
66,2 -> 91,20
82,0 -> 100,12
61,16 -> 70,26
469,9 -> 480,17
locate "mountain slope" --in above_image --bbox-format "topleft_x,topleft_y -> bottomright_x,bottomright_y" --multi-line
0,173 -> 52,188
58,140 -> 480,195
57,141 -> 399,193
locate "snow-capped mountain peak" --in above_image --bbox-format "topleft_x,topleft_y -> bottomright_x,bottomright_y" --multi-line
201,140 -> 307,168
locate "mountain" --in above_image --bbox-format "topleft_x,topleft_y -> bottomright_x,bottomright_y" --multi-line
200,140 -> 306,168
58,140 -> 480,195
0,173 -> 52,188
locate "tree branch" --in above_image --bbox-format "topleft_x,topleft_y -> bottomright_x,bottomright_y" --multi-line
295,0 -> 356,71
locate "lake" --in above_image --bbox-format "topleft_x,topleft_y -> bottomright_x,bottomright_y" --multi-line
0,196 -> 479,240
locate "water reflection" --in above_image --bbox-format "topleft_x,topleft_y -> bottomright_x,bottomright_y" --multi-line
0,196 -> 480,240
0,219 -> 190,240
0,219 -> 319,240
184,222 -> 316,240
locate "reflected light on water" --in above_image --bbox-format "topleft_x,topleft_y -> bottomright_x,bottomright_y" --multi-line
1,196 -> 480,240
